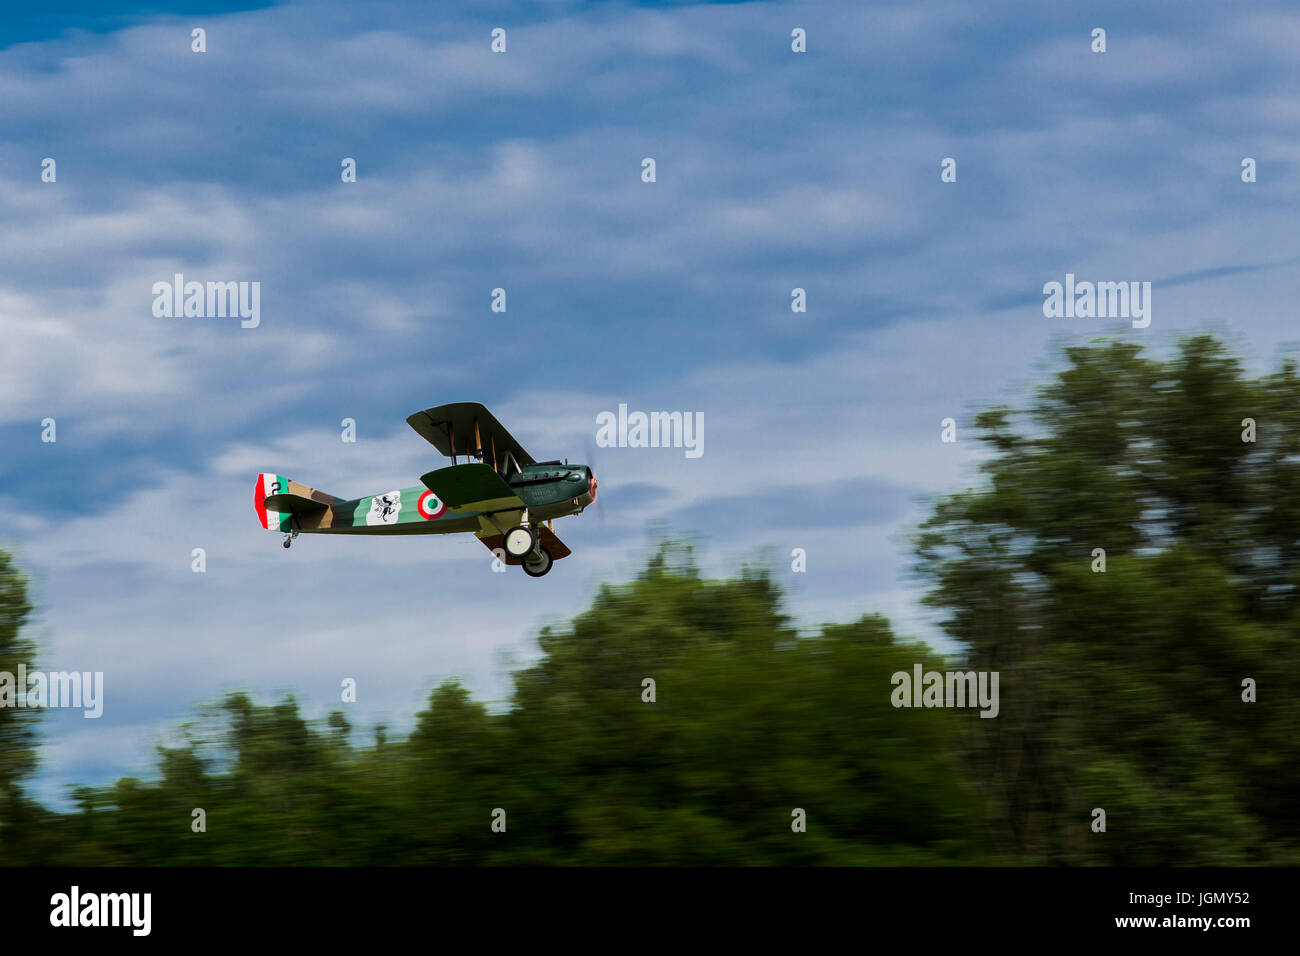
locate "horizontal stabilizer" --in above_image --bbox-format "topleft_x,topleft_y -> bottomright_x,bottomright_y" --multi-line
255,473 -> 342,531
263,493 -> 330,515
420,463 -> 524,512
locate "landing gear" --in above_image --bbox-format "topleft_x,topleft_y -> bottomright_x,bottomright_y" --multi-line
495,509 -> 550,574
504,525 -> 536,558
522,546 -> 553,577
282,529 -> 299,549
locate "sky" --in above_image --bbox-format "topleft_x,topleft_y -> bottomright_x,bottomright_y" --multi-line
2,0 -> 1299,808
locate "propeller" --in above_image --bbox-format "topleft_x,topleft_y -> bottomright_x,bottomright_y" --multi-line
583,437 -> 604,527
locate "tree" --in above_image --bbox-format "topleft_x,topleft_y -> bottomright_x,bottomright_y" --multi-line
0,549 -> 39,858
54,543 -> 989,865
916,335 -> 1300,864
501,543 -> 987,864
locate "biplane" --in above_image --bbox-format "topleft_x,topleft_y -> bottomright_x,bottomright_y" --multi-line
254,402 -> 596,577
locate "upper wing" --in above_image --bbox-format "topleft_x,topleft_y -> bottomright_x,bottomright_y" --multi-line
406,402 -> 535,470
420,463 -> 524,512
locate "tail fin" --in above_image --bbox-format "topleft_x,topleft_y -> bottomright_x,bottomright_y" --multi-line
254,473 -> 342,531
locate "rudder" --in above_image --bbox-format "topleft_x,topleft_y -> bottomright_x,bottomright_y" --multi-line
254,473 -> 341,531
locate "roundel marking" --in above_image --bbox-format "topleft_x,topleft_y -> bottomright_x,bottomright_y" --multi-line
418,490 -> 446,520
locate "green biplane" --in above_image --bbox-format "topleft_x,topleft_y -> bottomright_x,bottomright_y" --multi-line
255,402 -> 596,577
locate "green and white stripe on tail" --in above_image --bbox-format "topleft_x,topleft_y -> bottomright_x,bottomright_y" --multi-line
254,473 -> 340,530
254,473 -> 291,531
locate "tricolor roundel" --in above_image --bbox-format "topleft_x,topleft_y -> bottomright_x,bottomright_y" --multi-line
417,490 -> 446,520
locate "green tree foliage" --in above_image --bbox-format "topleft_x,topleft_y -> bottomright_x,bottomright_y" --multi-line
499,545 -> 983,865
10,334 -> 1298,866
0,550 -> 45,862
916,335 -> 1300,864
42,543 -> 987,865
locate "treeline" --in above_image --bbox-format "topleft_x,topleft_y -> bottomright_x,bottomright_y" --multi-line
6,547 -> 990,866
2,334 -> 1298,865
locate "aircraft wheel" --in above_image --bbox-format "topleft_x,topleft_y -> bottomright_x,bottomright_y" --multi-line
522,546 -> 553,578
504,525 -> 536,558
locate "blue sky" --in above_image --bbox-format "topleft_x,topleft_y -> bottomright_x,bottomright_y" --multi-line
3,0 -> 1300,808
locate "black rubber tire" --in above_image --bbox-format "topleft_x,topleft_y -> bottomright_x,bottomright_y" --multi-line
522,546 -> 553,578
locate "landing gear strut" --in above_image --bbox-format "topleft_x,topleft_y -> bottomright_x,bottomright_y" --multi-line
493,508 -> 549,574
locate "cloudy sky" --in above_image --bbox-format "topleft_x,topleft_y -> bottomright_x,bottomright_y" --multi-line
2,0 -> 1299,807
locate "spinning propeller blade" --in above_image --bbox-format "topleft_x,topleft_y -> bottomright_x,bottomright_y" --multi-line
584,438 -> 604,527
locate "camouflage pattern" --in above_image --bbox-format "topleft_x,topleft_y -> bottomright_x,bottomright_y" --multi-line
255,406 -> 597,571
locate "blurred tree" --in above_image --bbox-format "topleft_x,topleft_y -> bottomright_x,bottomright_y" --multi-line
54,543 -> 988,865
500,545 -> 987,865
0,549 -> 41,861
916,335 -> 1300,864
24,335 -> 1300,866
